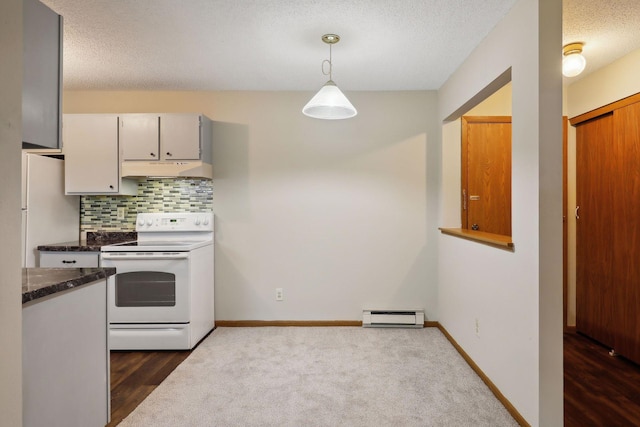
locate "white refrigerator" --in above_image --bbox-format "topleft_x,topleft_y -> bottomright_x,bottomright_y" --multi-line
21,152 -> 80,267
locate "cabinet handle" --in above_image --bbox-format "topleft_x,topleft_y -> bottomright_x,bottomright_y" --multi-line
109,185 -> 114,189
150,152 -> 156,157
575,205 -> 580,219
62,260 -> 77,264
166,152 -> 172,157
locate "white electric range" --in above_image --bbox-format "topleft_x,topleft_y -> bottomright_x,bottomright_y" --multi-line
101,212 -> 214,350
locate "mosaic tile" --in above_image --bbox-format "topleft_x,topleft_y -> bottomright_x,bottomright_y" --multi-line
81,178 -> 213,233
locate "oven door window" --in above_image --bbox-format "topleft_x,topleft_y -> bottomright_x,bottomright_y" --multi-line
115,271 -> 176,307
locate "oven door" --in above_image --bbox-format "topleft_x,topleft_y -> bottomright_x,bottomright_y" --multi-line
101,251 -> 190,323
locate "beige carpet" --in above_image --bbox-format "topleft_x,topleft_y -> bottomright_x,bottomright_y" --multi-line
119,327 -> 518,426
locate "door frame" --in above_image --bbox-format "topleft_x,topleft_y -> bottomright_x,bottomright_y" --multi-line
563,116 -> 568,331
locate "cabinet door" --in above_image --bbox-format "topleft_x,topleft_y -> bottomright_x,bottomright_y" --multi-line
121,114 -> 160,160
23,279 -> 109,427
64,114 -> 121,194
22,0 -> 61,149
160,114 -> 201,160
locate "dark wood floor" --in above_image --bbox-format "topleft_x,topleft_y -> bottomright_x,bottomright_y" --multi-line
107,349 -> 191,426
105,331 -> 640,426
564,331 -> 640,426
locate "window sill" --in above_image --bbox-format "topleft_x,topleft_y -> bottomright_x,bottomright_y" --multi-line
438,228 -> 514,251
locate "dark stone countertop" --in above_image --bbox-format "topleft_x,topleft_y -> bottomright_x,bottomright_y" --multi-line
37,231 -> 137,252
37,240 -> 104,252
22,267 -> 116,304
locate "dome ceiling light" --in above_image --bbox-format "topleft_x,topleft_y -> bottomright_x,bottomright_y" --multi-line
302,34 -> 357,120
562,42 -> 586,78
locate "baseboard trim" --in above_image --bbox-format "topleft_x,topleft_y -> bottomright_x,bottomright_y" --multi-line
436,323 -> 530,427
216,320 -> 363,327
216,320 -> 440,328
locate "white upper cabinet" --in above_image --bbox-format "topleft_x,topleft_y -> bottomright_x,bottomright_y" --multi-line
22,0 -> 62,150
63,114 -> 137,195
160,114 -> 202,160
120,114 -> 160,160
121,113 -> 206,161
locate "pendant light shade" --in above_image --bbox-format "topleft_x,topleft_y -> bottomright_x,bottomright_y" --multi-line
562,42 -> 586,77
302,80 -> 357,120
302,34 -> 357,120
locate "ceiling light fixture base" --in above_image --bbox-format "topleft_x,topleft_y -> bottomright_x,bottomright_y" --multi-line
322,34 -> 340,44
563,42 -> 583,56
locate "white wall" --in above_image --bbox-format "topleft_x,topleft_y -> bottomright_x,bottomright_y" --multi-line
64,90 -> 440,321
564,47 -> 640,326
567,49 -> 640,118
437,0 -> 563,425
0,0 -> 23,423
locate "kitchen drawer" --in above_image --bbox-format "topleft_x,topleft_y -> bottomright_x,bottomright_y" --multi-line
39,251 -> 100,268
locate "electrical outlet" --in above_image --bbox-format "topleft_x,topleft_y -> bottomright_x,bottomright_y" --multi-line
475,318 -> 480,337
117,207 -> 126,220
275,288 -> 284,301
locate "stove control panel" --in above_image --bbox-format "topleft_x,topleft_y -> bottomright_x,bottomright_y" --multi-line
136,212 -> 214,232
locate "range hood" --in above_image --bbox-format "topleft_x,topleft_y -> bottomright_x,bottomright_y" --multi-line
121,160 -> 212,179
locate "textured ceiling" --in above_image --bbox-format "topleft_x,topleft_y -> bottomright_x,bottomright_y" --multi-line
41,0 -> 640,91
563,0 -> 640,81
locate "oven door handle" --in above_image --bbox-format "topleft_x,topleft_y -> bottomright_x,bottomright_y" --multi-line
101,252 -> 189,260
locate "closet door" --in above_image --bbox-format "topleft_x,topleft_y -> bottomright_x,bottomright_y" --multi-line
575,113 -> 616,347
611,102 -> 640,362
576,101 -> 640,364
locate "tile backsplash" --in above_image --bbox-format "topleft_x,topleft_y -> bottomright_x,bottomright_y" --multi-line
81,178 -> 213,233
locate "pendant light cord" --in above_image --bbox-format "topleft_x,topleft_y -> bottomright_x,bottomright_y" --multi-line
322,43 -> 333,81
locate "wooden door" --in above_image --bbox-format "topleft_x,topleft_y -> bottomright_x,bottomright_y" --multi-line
576,102 -> 640,363
610,102 -> 640,361
461,116 -> 512,236
575,113 -> 616,347
574,93 -> 640,364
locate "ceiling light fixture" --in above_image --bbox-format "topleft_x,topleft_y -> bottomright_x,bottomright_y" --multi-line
562,42 -> 586,77
302,34 -> 357,120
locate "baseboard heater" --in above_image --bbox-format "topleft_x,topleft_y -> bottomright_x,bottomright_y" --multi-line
362,309 -> 424,328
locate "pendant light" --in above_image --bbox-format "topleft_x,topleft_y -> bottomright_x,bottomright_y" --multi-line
562,42 -> 586,77
302,34 -> 357,120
